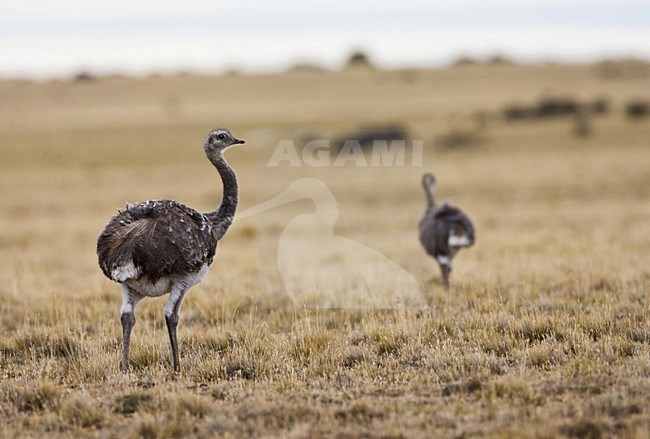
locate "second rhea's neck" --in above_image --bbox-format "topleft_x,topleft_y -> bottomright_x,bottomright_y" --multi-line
424,182 -> 436,209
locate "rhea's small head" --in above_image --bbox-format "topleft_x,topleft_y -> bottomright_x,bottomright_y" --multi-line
422,172 -> 436,188
204,128 -> 245,154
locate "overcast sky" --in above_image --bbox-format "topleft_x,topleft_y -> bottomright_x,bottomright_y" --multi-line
1,0 -> 649,78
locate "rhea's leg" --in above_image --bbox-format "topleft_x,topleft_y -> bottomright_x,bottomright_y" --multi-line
436,255 -> 452,289
120,284 -> 142,371
441,265 -> 452,289
164,283 -> 190,372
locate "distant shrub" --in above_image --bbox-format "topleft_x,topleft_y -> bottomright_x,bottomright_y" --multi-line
625,100 -> 650,119
536,97 -> 580,117
503,96 -> 611,122
487,54 -> 515,65
72,71 -> 96,82
345,51 -> 374,69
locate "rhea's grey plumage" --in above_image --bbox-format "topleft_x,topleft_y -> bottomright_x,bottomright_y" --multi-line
97,128 -> 244,372
418,172 -> 475,289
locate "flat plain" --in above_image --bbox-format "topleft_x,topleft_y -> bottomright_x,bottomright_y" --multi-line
1,62 -> 649,437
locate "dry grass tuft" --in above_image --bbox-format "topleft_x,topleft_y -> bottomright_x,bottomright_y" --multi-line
59,394 -> 105,429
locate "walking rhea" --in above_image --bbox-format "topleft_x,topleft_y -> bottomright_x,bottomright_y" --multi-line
97,128 -> 244,372
418,172 -> 475,288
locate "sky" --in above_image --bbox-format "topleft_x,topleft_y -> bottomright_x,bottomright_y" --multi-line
1,0 -> 649,78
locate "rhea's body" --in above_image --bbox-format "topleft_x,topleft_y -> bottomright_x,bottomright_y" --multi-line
98,200 -> 217,296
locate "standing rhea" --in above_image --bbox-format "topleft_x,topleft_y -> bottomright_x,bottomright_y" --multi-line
418,172 -> 475,288
97,128 -> 244,372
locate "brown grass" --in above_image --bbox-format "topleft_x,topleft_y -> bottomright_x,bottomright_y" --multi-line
1,63 -> 649,437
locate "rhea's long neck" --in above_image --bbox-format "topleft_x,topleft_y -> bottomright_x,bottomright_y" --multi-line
423,182 -> 436,210
206,152 -> 238,240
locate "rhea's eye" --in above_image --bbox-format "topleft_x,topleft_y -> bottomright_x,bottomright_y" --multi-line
217,133 -> 226,140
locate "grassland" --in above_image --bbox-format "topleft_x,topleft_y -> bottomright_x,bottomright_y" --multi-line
1,62 -> 649,438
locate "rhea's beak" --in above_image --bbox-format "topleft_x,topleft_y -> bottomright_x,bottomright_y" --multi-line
234,139 -> 245,144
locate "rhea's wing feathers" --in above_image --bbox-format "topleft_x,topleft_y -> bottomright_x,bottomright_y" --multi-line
97,200 -> 217,282
97,214 -> 147,281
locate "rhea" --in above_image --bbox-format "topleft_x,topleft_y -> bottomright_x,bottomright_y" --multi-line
97,128 -> 244,372
418,172 -> 475,288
